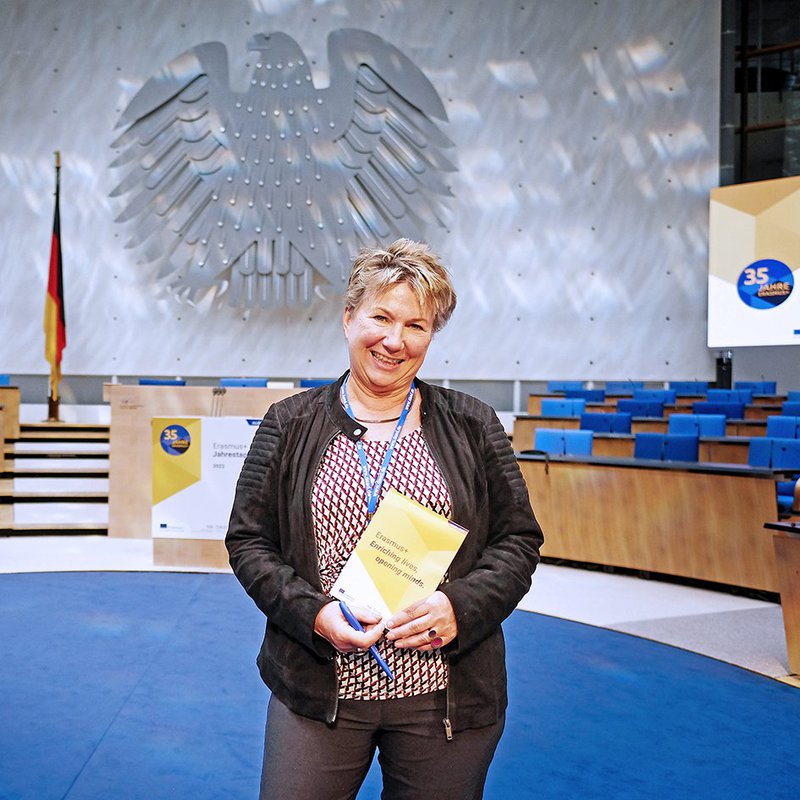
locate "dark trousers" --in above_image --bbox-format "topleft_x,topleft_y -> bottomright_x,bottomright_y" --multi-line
260,691 -> 505,800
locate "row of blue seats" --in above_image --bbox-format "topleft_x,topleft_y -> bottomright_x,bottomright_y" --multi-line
534,428 -> 800,466
532,429 -> 800,511
540,396 -> 800,420
578,412 -> 800,438
547,380 -> 779,395
548,387 -> 791,404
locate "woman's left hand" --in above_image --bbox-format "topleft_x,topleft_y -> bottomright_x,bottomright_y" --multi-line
384,591 -> 457,651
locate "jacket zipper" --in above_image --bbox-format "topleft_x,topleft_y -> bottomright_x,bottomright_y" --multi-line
420,406 -> 456,741
309,425 -> 343,725
443,670 -> 454,741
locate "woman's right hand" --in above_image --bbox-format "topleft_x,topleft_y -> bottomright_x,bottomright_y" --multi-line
313,601 -> 384,653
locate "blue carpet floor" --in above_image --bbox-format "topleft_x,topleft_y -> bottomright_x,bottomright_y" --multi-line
0,572 -> 797,800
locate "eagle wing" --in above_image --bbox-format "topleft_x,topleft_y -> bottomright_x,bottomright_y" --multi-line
111,42 -> 240,303
324,29 -> 456,248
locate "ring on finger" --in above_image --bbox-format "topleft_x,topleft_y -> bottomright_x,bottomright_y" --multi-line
428,629 -> 437,638
430,636 -> 444,648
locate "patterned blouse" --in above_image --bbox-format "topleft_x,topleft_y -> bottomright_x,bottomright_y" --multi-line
311,427 -> 452,700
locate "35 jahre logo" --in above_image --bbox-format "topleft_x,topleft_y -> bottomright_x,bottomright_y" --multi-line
737,259 -> 794,309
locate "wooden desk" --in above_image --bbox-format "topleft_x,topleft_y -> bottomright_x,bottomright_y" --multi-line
589,435 -> 749,463
106,384 -> 301,567
0,387 -> 20,440
728,419 -> 766,437
518,454 -> 780,591
751,394 -> 784,406
743,404 -> 781,421
765,522 -> 800,675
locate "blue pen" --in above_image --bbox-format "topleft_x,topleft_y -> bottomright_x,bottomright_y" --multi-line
339,601 -> 394,681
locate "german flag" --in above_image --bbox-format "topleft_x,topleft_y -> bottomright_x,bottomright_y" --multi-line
44,152 -> 66,401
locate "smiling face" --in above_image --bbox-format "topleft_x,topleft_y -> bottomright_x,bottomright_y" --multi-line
343,282 -> 435,398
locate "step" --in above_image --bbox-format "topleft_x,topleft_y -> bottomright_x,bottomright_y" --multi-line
21,423 -> 109,433
0,522 -> 109,535
4,459 -> 109,476
7,443 -> 110,456
0,492 -> 109,501
7,502 -> 109,525
17,431 -> 110,442
5,477 -> 109,493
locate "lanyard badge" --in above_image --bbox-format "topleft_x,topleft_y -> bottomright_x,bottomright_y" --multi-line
340,378 -> 416,517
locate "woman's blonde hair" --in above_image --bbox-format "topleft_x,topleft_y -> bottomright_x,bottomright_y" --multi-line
345,239 -> 457,332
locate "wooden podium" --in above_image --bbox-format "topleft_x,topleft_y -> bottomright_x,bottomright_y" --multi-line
105,383 -> 301,568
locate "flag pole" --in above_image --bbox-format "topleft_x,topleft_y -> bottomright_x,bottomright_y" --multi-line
45,150 -> 65,423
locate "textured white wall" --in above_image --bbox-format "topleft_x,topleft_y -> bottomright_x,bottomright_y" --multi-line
0,0 -> 720,381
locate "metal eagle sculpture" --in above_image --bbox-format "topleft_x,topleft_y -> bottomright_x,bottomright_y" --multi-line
111,29 -> 456,308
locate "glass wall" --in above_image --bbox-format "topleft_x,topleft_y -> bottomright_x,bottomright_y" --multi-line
724,0 -> 800,184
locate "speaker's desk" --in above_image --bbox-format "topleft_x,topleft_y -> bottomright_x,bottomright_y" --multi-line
0,387 -> 20,440
105,384 -> 300,567
764,521 -> 800,675
517,453 -> 781,592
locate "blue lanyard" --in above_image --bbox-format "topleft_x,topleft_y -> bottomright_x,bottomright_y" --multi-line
340,377 -> 416,517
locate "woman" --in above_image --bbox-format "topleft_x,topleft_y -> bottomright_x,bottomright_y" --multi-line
226,238 -> 543,799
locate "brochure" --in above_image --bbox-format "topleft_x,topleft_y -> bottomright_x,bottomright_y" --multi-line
330,488 -> 468,617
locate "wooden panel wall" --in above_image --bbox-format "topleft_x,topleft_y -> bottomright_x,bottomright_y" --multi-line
519,458 -> 780,592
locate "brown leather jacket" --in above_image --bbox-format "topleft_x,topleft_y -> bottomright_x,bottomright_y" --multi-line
226,373 -> 543,732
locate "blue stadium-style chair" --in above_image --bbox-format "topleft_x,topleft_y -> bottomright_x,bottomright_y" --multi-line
138,378 -> 186,386
776,480 -> 799,513
633,389 -> 677,404
747,437 -> 773,467
766,416 -> 800,438
669,380 -> 709,396
770,438 -> 800,470
604,381 -> 644,396
540,398 -> 586,417
547,380 -> 584,393
299,378 -> 335,388
564,429 -> 593,455
748,437 -> 800,513
735,380 -> 776,394
580,412 -> 632,434
782,401 -> 800,416
565,388 -> 606,403
616,399 -> 665,418
534,428 -> 593,456
634,433 -> 699,462
748,437 -> 800,470
533,428 -> 564,454
707,388 -> 754,404
0,374 -> 10,386
692,400 -> 745,419
668,413 -> 726,437
787,391 -> 800,403
220,377 -> 268,387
